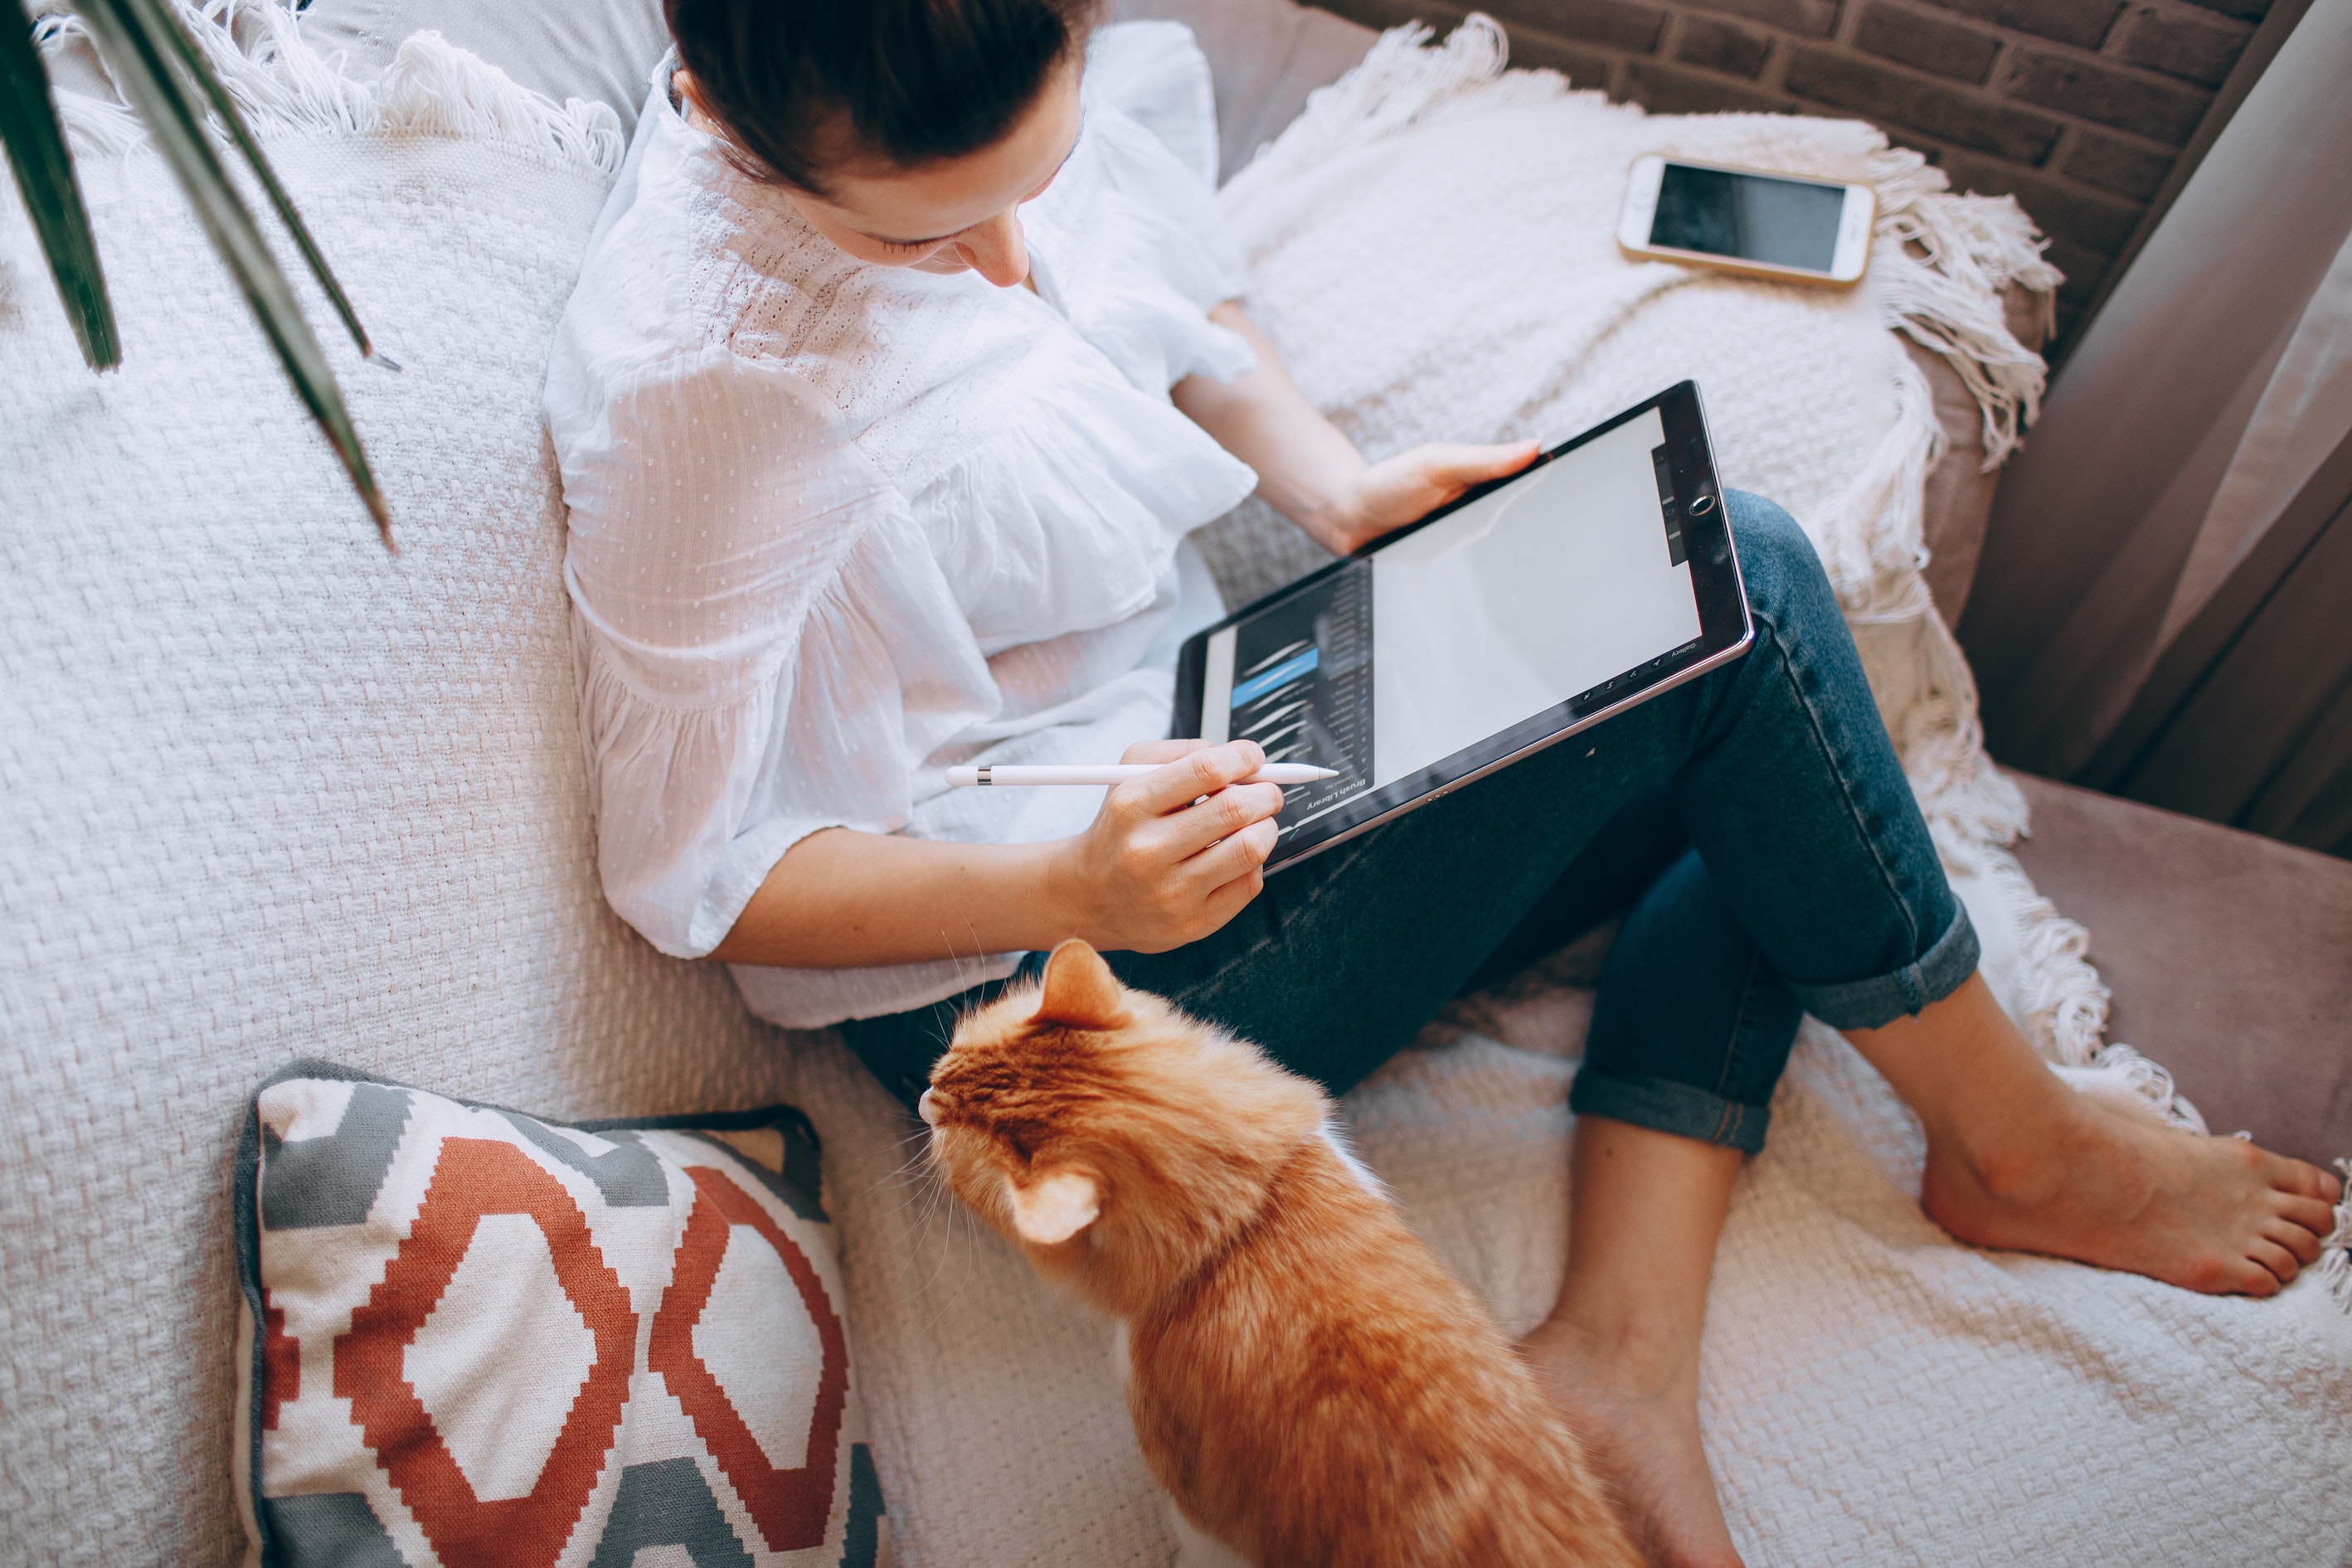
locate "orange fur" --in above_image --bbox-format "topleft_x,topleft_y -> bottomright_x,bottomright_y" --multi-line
925,940 -> 1648,1567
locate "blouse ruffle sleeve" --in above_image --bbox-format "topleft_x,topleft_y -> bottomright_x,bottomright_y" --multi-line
555,347 -> 999,959
906,329 -> 1258,663
1020,25 -> 1258,396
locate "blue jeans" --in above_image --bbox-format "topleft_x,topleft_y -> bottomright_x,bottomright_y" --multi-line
843,494 -> 1978,1154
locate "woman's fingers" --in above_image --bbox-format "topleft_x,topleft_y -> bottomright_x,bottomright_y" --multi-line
1149,781 -> 1285,864
1120,737 -> 1212,766
1194,862 -> 1268,934
1405,439 -> 1539,498
1433,438 -> 1541,487
1123,740 -> 1266,817
1076,740 -> 1287,949
1178,813 -> 1280,886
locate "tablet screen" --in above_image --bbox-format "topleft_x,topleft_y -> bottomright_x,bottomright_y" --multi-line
1193,403 -> 1708,844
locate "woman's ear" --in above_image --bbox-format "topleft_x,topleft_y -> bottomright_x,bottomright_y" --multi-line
1007,1168 -> 1100,1245
1034,939 -> 1130,1030
670,68 -> 726,138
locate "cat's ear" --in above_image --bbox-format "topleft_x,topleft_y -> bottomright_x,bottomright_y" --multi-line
1035,939 -> 1130,1031
1008,1168 -> 1100,1245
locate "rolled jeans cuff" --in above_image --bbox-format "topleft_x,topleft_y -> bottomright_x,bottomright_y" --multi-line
1567,1069 -> 1774,1154
1783,904 -> 1980,1030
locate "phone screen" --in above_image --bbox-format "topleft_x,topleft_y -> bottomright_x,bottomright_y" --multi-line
1650,164 -> 1845,272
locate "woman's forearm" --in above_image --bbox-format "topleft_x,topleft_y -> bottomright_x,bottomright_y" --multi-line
1172,303 -> 1369,552
1177,302 -> 1541,559
708,827 -> 1073,968
706,743 -> 1287,970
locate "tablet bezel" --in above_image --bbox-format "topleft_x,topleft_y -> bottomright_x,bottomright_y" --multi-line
1172,380 -> 1752,871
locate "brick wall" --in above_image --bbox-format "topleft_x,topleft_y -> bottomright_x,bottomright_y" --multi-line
1319,0 -> 2269,344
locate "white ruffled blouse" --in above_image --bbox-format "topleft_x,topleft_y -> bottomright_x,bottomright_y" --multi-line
544,24 -> 1259,1027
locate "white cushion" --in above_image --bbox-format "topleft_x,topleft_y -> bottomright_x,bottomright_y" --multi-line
289,0 -> 1378,179
299,0 -> 672,133
1110,0 -> 1376,181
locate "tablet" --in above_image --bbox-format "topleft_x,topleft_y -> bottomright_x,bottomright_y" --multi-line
1172,381 -> 1752,870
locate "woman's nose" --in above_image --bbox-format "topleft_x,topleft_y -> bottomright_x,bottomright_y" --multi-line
953,210 -> 1030,289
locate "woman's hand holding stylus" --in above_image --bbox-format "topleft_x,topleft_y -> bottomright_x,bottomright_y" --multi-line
710,740 -> 1285,968
1049,740 -> 1287,954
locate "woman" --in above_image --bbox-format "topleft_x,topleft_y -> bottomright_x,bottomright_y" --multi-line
543,2 -> 2341,1561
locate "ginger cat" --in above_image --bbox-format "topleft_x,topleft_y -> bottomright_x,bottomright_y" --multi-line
921,939 -> 1647,1568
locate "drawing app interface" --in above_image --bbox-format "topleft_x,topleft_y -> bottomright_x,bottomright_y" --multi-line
1197,408 -> 1704,840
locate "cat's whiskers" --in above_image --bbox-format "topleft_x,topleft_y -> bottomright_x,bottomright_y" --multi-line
904,1171 -> 985,1324
910,1197 -> 989,1337
868,1124 -> 990,1319
859,1124 -> 949,1223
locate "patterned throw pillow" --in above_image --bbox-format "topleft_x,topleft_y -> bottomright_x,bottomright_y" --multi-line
233,1063 -> 886,1567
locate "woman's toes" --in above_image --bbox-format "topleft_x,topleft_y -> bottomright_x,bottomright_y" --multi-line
2271,1192 -> 2340,1238
2311,1161 -> 2345,1204
2249,1237 -> 2302,1287
2271,1153 -> 2340,1203
2264,1215 -> 2325,1267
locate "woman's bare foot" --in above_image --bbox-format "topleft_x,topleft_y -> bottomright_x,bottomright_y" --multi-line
1846,975 -> 2343,1297
1922,1095 -> 2344,1296
1519,1315 -> 1743,1568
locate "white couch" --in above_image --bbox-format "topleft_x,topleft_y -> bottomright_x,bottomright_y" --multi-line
9,2 -> 2341,1564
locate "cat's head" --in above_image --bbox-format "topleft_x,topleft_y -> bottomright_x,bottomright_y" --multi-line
922,939 -> 1327,1315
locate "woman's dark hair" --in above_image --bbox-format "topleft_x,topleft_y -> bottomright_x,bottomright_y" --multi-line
667,0 -> 1100,195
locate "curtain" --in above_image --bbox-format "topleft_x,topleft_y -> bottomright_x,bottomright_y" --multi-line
1958,0 -> 2352,859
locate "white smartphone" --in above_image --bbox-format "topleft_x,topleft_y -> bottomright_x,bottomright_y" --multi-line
1618,155 -> 1874,286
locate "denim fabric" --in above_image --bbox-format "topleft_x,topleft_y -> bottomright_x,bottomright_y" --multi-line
841,493 -> 1975,1153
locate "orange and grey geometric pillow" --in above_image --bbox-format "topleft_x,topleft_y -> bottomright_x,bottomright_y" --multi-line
233,1061 -> 887,1567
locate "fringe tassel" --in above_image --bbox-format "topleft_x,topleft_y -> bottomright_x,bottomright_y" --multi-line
2321,1159 -> 2351,1309
1812,342 -> 1941,623
36,0 -> 623,174
1863,147 -> 2061,468
1843,426 -> 2194,1127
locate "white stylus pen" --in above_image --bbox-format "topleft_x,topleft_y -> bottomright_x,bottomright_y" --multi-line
946,764 -> 1339,787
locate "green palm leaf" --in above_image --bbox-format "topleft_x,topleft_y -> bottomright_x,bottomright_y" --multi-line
1,0 -> 119,369
75,0 -> 388,541
141,0 -> 375,362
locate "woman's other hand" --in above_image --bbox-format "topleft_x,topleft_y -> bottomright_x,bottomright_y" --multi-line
1173,302 -> 1541,558
1322,440 -> 1543,554
1049,739 -> 1285,954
